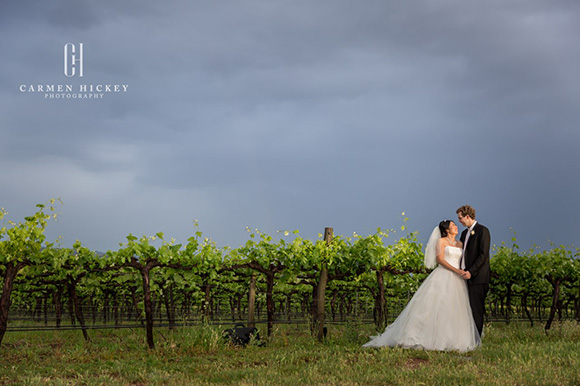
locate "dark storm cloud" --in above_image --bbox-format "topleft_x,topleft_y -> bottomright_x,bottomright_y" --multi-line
1,0 -> 579,250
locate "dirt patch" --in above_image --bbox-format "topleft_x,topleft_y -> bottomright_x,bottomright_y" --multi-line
404,357 -> 429,369
50,342 -> 65,350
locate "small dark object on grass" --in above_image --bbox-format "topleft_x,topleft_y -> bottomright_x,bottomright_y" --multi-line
223,323 -> 264,347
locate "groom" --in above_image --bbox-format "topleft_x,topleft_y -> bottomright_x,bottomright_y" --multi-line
457,205 -> 490,337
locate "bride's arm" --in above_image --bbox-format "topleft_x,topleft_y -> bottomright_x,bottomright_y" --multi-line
436,239 -> 463,275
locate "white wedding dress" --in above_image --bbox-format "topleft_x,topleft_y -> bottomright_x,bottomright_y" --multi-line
363,246 -> 481,352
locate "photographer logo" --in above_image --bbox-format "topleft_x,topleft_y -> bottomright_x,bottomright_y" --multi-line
19,43 -> 128,99
64,43 -> 84,78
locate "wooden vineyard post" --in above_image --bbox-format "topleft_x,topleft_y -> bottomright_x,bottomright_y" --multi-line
316,227 -> 332,343
248,273 -> 257,328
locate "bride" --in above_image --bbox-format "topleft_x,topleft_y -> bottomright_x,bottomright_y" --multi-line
363,220 -> 481,352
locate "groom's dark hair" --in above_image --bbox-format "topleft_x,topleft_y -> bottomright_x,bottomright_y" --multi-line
456,205 -> 476,219
439,220 -> 452,237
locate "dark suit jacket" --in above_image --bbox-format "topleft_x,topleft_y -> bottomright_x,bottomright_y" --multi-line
460,222 -> 491,285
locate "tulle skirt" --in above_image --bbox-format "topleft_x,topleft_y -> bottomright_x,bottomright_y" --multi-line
363,266 -> 481,352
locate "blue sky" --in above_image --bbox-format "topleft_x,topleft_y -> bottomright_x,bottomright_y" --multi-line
1,0 -> 579,252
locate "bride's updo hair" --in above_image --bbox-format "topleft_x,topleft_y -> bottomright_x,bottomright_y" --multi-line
439,220 -> 452,237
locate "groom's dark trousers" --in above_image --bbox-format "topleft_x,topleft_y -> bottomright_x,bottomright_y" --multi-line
468,283 -> 489,336
460,222 -> 491,337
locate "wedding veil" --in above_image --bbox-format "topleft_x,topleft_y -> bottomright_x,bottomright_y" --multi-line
424,226 -> 441,269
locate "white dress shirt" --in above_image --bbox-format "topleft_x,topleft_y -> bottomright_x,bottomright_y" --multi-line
461,221 -> 477,270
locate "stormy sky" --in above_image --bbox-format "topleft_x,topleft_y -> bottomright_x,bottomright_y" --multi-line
1,0 -> 579,253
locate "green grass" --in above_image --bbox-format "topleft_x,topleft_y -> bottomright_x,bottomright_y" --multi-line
1,321 -> 579,385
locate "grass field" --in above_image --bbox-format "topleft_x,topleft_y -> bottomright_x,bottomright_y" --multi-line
1,320 -> 579,385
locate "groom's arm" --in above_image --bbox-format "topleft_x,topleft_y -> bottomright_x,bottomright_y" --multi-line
467,227 -> 490,279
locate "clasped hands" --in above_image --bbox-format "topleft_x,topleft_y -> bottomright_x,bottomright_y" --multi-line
460,270 -> 471,280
